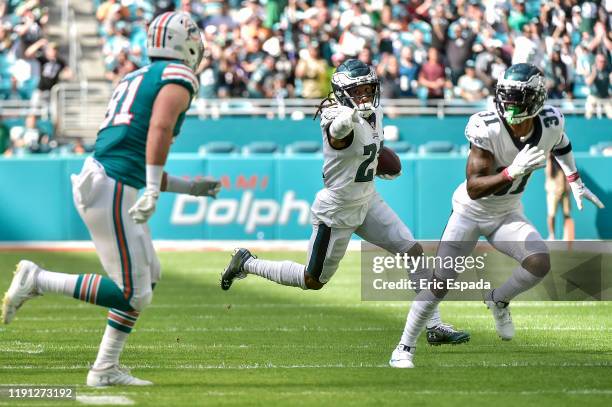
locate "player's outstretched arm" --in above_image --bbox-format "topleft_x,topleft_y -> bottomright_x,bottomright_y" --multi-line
465,145 -> 514,200
129,84 -> 191,223
552,134 -> 605,210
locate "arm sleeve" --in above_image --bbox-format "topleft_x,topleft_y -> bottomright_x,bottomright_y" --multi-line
161,63 -> 199,97
552,133 -> 579,179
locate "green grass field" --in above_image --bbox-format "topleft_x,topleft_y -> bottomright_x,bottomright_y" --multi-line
1,250 -> 611,406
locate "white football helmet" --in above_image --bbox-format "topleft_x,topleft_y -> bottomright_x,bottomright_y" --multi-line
147,12 -> 204,71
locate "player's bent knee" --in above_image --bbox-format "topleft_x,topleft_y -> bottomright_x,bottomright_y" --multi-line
406,242 -> 424,258
130,290 -> 154,312
522,253 -> 550,278
304,274 -> 325,290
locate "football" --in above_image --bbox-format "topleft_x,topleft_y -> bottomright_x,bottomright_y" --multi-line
376,146 -> 402,176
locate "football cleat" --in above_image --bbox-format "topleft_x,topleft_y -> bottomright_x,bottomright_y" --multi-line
389,344 -> 415,368
87,365 -> 152,387
2,260 -> 42,324
220,248 -> 254,291
426,323 -> 470,346
485,294 -> 515,340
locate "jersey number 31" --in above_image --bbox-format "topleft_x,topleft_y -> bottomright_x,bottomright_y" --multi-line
99,75 -> 144,130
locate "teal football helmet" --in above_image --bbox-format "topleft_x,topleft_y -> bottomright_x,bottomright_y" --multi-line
495,63 -> 546,125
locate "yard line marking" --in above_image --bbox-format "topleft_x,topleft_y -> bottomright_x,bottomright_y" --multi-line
76,396 -> 134,405
24,301 -> 609,311
14,325 -> 612,334
2,361 -> 611,370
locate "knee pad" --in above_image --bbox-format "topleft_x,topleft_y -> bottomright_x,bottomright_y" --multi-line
522,253 -> 551,278
130,289 -> 153,312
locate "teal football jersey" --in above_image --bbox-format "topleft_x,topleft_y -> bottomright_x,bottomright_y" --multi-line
94,60 -> 199,189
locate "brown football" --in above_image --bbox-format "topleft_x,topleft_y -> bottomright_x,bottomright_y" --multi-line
377,146 -> 402,176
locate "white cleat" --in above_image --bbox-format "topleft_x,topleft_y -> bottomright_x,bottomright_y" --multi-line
389,344 -> 415,368
2,260 -> 42,324
485,299 -> 515,340
87,365 -> 153,387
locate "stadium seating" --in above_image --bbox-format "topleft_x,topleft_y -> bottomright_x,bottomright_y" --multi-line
385,141 -> 413,154
285,141 -> 321,154
242,141 -> 280,155
418,141 -> 456,154
198,142 -> 239,155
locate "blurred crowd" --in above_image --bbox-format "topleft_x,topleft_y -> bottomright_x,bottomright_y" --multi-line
96,0 -> 612,107
0,0 -> 72,101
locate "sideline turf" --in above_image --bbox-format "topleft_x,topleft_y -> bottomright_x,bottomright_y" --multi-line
1,251 -> 610,406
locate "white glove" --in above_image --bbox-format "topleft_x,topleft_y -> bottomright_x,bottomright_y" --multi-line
377,171 -> 401,180
569,178 -> 604,210
329,106 -> 359,139
129,189 -> 159,224
190,176 -> 222,198
504,144 -> 546,180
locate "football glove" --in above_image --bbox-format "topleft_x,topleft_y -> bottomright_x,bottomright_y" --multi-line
377,172 -> 401,180
329,106 -> 360,139
190,176 -> 222,198
129,189 -> 159,224
569,178 -> 604,211
503,144 -> 546,180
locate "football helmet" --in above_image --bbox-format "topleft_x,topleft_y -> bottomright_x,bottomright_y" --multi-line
331,59 -> 380,113
147,12 -> 204,72
495,63 -> 546,125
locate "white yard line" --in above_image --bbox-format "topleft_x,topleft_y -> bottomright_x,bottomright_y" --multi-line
2,361 -> 611,370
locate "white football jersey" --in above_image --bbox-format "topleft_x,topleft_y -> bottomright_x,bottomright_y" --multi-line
311,105 -> 384,227
453,105 -> 567,219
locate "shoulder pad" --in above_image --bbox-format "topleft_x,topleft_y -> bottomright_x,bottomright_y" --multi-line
465,111 -> 499,153
538,105 -> 565,131
161,63 -> 199,95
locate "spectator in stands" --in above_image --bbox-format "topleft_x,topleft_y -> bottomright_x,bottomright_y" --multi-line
398,46 -> 420,98
446,20 -> 477,84
0,114 -> 9,155
457,60 -> 487,101
378,54 -> 402,99
25,39 -> 72,104
105,49 -> 137,84
545,154 -> 572,241
546,46 -> 569,99
584,53 -> 612,119
512,21 -> 545,70
10,114 -> 45,149
418,47 -> 447,100
507,0 -> 531,33
247,54 -> 275,97
295,43 -> 328,98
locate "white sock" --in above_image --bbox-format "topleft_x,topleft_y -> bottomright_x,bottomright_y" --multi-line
493,266 -> 543,303
407,266 -> 442,329
399,291 -> 440,347
244,258 -> 307,289
93,324 -> 129,369
36,270 -> 78,296
426,307 -> 442,329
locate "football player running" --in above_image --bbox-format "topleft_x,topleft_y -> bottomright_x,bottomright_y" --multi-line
390,63 -> 604,368
2,12 -> 221,386
221,59 -> 469,346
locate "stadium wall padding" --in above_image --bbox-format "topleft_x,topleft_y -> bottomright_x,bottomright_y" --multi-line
175,116 -> 612,152
0,153 -> 610,241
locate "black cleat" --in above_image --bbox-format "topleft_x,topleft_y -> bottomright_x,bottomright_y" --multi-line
426,324 -> 470,346
221,248 -> 254,291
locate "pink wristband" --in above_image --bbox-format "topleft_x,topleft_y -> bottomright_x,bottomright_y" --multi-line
566,172 -> 580,183
501,168 -> 514,182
